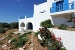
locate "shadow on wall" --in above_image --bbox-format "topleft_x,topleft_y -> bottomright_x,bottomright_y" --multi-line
52,16 -> 74,26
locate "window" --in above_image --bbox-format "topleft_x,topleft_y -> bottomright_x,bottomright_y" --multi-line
40,10 -> 46,13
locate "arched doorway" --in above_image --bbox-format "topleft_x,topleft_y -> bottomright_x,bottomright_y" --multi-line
20,22 -> 25,27
20,22 -> 25,31
26,22 -> 33,30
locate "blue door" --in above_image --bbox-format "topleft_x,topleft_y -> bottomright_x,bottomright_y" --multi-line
56,1 -> 63,12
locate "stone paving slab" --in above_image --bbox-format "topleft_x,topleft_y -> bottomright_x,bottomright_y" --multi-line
30,43 -> 33,47
19,48 -> 24,50
13,31 -> 28,34
30,47 -> 33,50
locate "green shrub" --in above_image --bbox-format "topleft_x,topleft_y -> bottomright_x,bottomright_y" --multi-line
14,34 -> 28,47
0,28 -> 6,33
40,19 -> 54,28
11,38 -> 17,43
15,38 -> 27,47
58,24 -> 67,30
24,31 -> 32,35
27,31 -> 32,34
47,24 -> 53,28
10,32 -> 28,47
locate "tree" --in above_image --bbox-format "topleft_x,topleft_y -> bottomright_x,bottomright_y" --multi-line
0,28 -> 6,33
3,22 -> 10,28
9,22 -> 18,29
0,22 -> 18,29
0,22 -> 10,28
64,14 -> 75,27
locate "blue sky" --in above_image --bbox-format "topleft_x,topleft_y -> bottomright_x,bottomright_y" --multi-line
0,0 -> 46,23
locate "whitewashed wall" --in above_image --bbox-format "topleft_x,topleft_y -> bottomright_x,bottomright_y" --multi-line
34,2 -> 52,31
19,16 -> 36,31
19,0 -> 75,32
34,2 -> 47,15
49,28 -> 75,50
19,18 -> 26,31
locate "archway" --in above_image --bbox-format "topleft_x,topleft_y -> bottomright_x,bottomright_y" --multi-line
26,22 -> 33,30
20,22 -> 25,31
20,22 -> 25,27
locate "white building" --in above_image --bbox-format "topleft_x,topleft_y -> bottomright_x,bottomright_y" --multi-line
19,0 -> 75,32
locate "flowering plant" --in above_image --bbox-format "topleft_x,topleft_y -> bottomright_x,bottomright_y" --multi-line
38,27 -> 66,50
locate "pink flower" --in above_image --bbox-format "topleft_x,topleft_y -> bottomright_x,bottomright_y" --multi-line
52,34 -> 56,40
39,28 -> 41,30
56,37 -> 62,42
59,37 -> 61,40
39,28 -> 43,32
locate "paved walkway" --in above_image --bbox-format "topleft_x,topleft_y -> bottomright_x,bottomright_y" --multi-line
13,31 -> 28,34
30,33 -> 34,50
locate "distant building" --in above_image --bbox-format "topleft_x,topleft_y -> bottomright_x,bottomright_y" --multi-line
19,0 -> 75,32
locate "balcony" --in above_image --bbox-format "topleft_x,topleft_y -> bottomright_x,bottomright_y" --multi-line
50,1 -> 74,13
19,14 -> 33,19
54,0 -> 64,2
